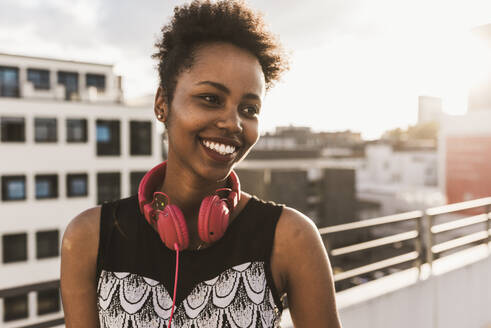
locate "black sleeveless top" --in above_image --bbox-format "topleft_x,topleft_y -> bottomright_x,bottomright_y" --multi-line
96,194 -> 285,328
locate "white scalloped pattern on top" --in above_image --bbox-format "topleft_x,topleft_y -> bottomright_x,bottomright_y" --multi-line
97,261 -> 282,328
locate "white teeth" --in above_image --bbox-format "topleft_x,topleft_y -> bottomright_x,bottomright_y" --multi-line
202,139 -> 236,155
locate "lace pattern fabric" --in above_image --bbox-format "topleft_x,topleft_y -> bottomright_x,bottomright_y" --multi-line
97,261 -> 282,328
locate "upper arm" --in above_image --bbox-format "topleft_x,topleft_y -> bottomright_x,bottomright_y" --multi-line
274,207 -> 342,328
60,206 -> 101,328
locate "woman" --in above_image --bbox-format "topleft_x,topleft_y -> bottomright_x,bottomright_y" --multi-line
61,1 -> 342,327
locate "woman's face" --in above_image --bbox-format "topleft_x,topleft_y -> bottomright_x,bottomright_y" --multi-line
157,42 -> 266,181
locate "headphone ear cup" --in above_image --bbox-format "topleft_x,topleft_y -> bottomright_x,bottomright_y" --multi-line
156,205 -> 189,250
198,195 -> 230,243
227,191 -> 238,209
143,203 -> 156,227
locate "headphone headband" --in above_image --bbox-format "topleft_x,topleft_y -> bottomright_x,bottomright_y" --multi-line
138,161 -> 241,223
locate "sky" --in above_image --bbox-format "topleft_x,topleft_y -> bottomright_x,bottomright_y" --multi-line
1,0 -> 490,140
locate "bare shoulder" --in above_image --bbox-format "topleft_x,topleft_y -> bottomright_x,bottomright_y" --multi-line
273,206 -> 342,327
271,206 -> 324,294
62,206 -> 101,252
61,206 -> 101,271
274,205 -> 323,266
277,206 -> 318,237
61,207 -> 102,327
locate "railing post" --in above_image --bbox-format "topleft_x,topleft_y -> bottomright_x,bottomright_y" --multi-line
486,204 -> 491,249
414,215 -> 424,278
425,213 -> 434,271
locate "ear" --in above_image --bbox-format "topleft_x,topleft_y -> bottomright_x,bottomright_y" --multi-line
154,86 -> 169,123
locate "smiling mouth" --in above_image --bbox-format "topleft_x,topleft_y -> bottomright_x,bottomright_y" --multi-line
199,138 -> 239,156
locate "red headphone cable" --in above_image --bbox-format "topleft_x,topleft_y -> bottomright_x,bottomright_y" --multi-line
168,243 -> 180,328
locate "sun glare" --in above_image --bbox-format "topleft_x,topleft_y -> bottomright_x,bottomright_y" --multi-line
420,28 -> 491,116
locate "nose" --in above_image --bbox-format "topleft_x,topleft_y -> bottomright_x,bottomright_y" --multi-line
216,108 -> 243,134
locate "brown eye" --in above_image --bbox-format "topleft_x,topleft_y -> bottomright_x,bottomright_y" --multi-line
241,105 -> 260,117
201,95 -> 220,105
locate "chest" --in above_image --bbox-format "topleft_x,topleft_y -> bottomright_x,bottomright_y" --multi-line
97,262 -> 282,328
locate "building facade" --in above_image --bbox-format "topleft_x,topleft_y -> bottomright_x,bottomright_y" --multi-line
356,142 -> 443,217
439,111 -> 491,207
468,23 -> 491,113
0,53 -> 162,327
418,95 -> 442,125
438,23 -> 491,207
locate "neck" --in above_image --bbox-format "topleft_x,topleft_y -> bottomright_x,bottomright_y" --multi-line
158,157 -> 230,218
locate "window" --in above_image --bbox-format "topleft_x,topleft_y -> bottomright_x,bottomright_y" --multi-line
36,230 -> 59,259
35,118 -> 57,142
57,71 -> 79,100
66,173 -> 88,197
1,117 -> 25,142
66,119 -> 87,143
37,288 -> 60,315
97,172 -> 120,204
130,171 -> 146,195
2,233 -> 27,263
1,175 -> 26,201
35,174 -> 58,199
0,66 -> 19,97
130,121 -> 152,155
3,294 -> 28,322
96,120 -> 120,156
27,68 -> 50,90
86,73 -> 106,91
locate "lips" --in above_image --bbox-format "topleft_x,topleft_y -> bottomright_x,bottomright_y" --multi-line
199,136 -> 242,148
198,137 -> 240,163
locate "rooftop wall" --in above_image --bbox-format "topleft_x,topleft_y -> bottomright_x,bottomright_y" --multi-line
282,244 -> 491,328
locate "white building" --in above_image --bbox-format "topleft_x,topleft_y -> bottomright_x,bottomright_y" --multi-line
418,95 -> 443,125
356,142 -> 445,217
0,53 -> 162,327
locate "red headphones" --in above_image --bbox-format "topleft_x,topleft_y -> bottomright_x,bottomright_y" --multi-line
137,161 -> 241,251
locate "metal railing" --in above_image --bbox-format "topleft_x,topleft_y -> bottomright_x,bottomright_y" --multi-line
319,197 -> 491,285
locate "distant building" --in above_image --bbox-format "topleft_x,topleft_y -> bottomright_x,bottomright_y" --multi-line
357,142 -> 444,217
439,110 -> 491,206
438,23 -> 491,205
468,23 -> 491,112
252,125 -> 363,159
236,160 -> 357,230
0,53 -> 161,327
418,95 -> 442,124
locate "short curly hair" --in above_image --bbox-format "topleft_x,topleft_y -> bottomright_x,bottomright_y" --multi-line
152,0 -> 289,105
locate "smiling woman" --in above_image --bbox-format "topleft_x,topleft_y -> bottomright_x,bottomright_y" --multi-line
60,1 -> 342,328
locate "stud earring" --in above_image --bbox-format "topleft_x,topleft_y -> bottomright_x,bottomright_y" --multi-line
157,114 -> 163,120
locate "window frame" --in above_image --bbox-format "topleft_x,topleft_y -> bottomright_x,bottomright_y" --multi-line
3,293 -> 28,322
86,73 -> 106,92
1,175 -> 26,201
66,118 -> 88,143
0,65 -> 20,98
96,119 -> 121,156
97,172 -> 121,204
35,174 -> 58,199
34,117 -> 58,143
2,233 -> 28,264
27,68 -> 50,90
66,173 -> 88,197
37,288 -> 61,315
57,71 -> 79,101
130,120 -> 152,156
36,230 -> 60,259
0,116 -> 25,142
